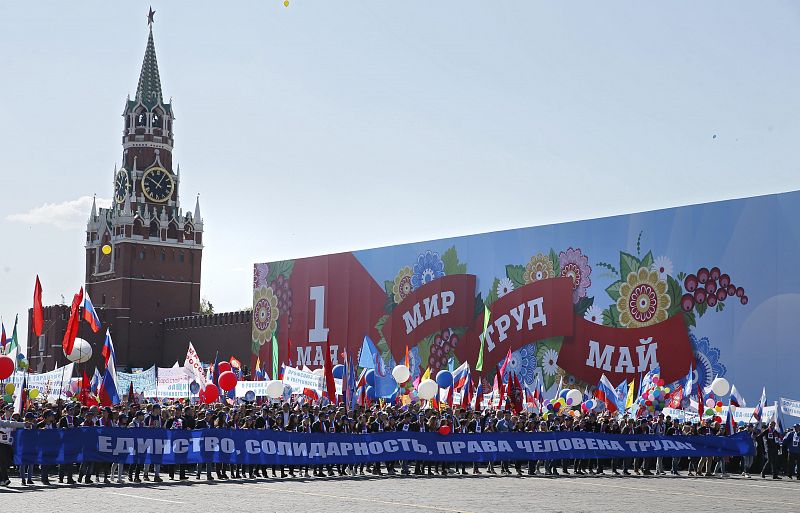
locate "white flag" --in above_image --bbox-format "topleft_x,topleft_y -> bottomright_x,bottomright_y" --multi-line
184,342 -> 207,388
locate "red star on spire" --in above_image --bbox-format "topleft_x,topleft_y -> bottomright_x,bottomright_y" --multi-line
147,7 -> 156,26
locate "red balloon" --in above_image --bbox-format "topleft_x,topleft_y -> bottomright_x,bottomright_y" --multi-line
716,401 -> 723,408
438,425 -> 451,435
203,383 -> 219,403
218,371 -> 238,391
218,361 -> 232,373
0,356 -> 13,380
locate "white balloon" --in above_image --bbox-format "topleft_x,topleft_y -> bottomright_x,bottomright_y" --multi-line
266,380 -> 285,399
391,365 -> 411,384
65,338 -> 92,363
312,368 -> 325,376
710,377 -> 730,397
418,379 -> 438,400
566,389 -> 583,406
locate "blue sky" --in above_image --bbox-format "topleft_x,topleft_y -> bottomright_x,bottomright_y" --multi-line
1,1 -> 799,338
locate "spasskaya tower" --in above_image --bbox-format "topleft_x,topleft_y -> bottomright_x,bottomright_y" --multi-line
84,15 -> 203,367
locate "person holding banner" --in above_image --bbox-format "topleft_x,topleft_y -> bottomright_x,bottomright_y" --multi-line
58,403 -> 81,484
0,405 -> 26,487
739,424 -> 756,478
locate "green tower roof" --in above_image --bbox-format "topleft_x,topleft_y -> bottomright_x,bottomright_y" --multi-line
136,27 -> 163,110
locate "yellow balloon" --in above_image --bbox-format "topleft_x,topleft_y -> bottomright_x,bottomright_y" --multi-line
284,0 -> 289,6
4,383 -> 14,395
28,388 -> 39,399
102,244 -> 112,255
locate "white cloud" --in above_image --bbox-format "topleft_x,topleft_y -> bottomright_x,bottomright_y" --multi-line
6,196 -> 111,230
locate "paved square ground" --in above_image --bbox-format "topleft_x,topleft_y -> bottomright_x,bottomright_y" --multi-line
1,473 -> 798,512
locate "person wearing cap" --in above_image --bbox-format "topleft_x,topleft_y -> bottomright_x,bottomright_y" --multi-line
783,423 -> 800,480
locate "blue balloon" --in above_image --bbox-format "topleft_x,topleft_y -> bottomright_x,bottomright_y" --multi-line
332,364 -> 345,379
436,370 -> 453,389
17,353 -> 25,360
365,385 -> 376,400
365,369 -> 375,387
559,389 -> 569,399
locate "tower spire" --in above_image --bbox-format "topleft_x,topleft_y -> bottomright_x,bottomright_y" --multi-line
136,16 -> 163,109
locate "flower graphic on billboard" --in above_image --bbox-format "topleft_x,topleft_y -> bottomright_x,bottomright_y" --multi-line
411,250 -> 445,290
252,286 -> 280,346
559,247 -> 592,302
496,277 -> 514,298
523,253 -> 556,284
616,267 -> 671,328
503,343 -> 538,386
691,333 -> 727,390
392,266 -> 413,304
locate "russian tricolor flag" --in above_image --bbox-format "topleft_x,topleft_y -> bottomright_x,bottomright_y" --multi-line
101,329 -> 116,367
452,361 -> 471,390
83,292 -> 102,333
596,374 -> 619,413
98,330 -> 119,406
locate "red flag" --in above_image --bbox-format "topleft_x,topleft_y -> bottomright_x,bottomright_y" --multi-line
61,287 -> 84,356
498,348 -> 513,380
303,388 -> 319,402
510,373 -> 524,414
323,338 -> 337,404
404,345 -> 410,368
79,370 -> 90,406
33,275 -> 44,337
495,365 -> 505,409
474,377 -> 484,410
697,383 -> 704,421
287,337 -> 293,365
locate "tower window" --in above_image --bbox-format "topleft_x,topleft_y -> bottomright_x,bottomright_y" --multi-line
149,220 -> 159,237
160,252 -> 166,262
179,253 -> 185,263
102,294 -> 106,305
138,250 -> 146,260
136,112 -> 147,127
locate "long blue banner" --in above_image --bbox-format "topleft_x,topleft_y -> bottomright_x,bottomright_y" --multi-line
14,428 -> 754,466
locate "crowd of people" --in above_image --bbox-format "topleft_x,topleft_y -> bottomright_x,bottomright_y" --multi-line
1,398 -> 798,488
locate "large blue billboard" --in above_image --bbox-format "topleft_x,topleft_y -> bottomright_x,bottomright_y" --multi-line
254,190 -> 800,402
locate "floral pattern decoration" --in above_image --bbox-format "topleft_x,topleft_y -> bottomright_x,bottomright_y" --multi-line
392,266 -> 414,304
559,247 -> 592,303
496,277 -> 514,298
690,333 -> 726,390
502,343 -> 538,386
616,267 -> 671,328
411,251 -> 445,290
253,263 -> 269,289
252,286 -> 280,346
523,253 -> 555,284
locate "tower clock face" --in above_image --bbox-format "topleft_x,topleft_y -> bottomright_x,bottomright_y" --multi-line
114,169 -> 130,204
141,167 -> 175,203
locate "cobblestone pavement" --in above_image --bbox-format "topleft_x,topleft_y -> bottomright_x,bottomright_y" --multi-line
1,473 -> 798,513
